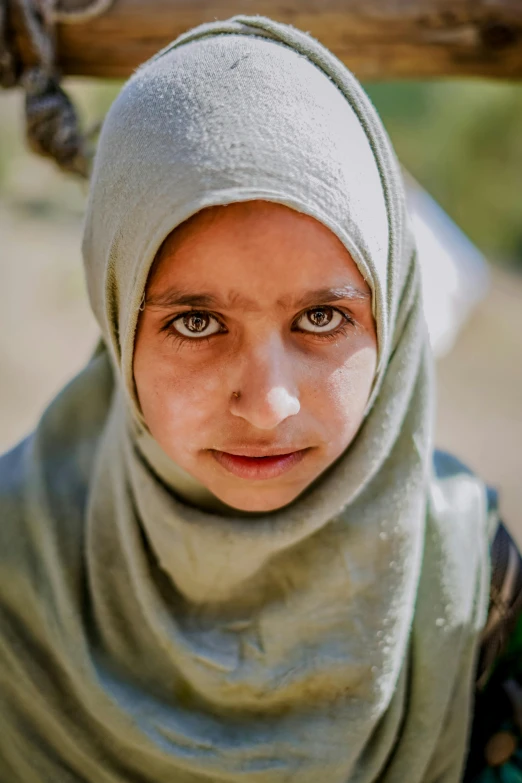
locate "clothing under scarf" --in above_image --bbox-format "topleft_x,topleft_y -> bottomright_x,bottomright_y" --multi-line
0,16 -> 493,783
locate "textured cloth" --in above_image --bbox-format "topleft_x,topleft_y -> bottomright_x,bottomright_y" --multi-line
465,517 -> 522,782
466,610 -> 522,783
0,16 -> 493,783
476,518 -> 522,692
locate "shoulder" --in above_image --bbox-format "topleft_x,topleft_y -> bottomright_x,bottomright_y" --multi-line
432,449 -> 498,538
0,349 -> 111,516
433,449 -> 474,479
433,450 -> 492,503
431,453 -> 522,691
0,349 -> 113,612
0,436 -> 29,507
433,449 -> 497,503
430,449 -> 494,535
0,438 -> 32,566
415,450 -> 493,653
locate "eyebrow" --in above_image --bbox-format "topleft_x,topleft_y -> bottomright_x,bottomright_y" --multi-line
145,285 -> 371,312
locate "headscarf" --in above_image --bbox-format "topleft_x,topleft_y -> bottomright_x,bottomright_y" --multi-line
0,16 -> 492,783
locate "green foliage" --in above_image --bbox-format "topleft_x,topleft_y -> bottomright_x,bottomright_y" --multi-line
366,81 -> 522,269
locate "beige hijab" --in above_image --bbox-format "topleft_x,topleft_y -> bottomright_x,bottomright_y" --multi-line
0,16 -> 492,783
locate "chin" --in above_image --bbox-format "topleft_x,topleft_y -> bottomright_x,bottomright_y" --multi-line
214,484 -> 304,514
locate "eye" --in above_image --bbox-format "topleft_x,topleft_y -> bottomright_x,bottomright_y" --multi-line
295,306 -> 345,334
171,311 -> 223,339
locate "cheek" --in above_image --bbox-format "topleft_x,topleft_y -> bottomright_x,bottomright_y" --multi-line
134,341 -> 227,449
314,343 -> 377,445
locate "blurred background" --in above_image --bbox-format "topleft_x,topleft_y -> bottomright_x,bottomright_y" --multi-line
0,79 -> 520,537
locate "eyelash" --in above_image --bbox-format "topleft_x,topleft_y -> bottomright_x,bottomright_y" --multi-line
161,307 -> 355,348
160,312 -> 226,349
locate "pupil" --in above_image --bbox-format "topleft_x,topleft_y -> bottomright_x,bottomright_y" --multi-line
186,313 -> 208,332
310,308 -> 331,327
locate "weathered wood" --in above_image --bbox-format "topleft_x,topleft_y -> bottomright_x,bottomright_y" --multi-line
12,0 -> 522,80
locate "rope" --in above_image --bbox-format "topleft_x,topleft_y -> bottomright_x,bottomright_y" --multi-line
0,0 -> 114,176
0,0 -> 20,87
53,0 -> 114,23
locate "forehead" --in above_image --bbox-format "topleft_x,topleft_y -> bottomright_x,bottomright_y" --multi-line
149,201 -> 372,302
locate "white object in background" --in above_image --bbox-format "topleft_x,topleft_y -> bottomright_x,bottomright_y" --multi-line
405,174 -> 490,357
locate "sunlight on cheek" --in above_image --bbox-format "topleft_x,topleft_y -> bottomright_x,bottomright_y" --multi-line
323,345 -> 377,419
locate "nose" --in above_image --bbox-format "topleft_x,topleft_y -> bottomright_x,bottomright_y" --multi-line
230,337 -> 300,430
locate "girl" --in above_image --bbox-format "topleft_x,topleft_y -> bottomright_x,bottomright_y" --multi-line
0,15 -> 520,783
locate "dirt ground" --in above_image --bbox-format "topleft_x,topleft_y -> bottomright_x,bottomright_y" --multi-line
0,200 -> 521,542
436,267 -> 522,541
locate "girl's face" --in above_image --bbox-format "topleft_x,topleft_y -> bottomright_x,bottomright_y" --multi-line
134,201 -> 377,512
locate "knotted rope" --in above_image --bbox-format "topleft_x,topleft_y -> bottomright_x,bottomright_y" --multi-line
0,0 -> 114,176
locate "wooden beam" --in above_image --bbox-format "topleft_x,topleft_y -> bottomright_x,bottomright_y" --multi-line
12,0 -> 522,80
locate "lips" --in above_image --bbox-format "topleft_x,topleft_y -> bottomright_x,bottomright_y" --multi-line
211,448 -> 309,480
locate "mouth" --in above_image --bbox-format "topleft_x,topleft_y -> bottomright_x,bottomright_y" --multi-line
210,448 -> 311,481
